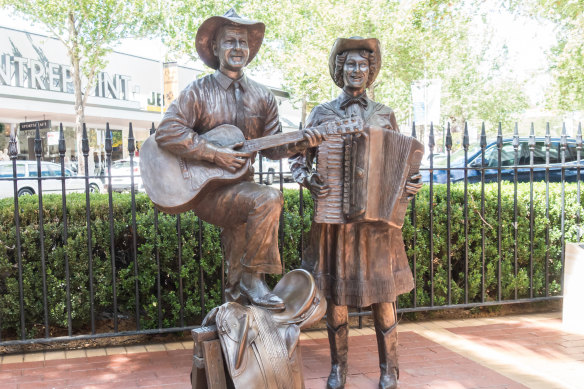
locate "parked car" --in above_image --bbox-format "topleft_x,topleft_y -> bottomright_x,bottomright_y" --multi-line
105,158 -> 143,192
422,137 -> 584,184
0,161 -> 103,198
253,156 -> 293,185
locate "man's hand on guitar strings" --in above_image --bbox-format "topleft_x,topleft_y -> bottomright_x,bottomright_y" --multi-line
212,141 -> 253,172
405,173 -> 423,199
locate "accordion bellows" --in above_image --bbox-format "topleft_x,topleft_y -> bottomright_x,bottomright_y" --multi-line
314,126 -> 424,226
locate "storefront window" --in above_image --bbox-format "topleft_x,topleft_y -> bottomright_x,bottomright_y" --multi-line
0,122 -> 10,160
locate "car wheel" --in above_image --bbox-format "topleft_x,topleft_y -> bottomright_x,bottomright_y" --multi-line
265,168 -> 275,185
17,188 -> 34,197
89,183 -> 100,193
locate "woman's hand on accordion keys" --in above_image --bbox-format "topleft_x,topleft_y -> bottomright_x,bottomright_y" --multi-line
405,173 -> 423,199
303,173 -> 330,199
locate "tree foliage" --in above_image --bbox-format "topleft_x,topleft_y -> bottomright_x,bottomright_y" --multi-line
527,0 -> 584,111
164,0 -> 528,133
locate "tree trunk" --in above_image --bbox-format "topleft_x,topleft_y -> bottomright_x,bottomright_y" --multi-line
68,11 -> 86,176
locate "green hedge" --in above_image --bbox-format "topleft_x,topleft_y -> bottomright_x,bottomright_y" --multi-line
400,182 -> 579,308
0,183 -> 580,339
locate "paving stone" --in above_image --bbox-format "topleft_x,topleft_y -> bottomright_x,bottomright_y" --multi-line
23,352 -> 45,362
85,348 -> 107,357
65,349 -> 87,359
45,350 -> 67,360
163,342 -> 185,351
144,344 -> 166,352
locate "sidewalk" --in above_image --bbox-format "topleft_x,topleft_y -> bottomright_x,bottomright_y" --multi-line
0,311 -> 582,389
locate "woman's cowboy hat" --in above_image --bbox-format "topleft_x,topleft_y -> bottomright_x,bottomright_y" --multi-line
195,8 -> 265,70
328,37 -> 382,88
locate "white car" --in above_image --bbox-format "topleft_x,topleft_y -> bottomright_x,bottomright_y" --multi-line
0,161 -> 103,198
105,158 -> 143,192
253,156 -> 292,185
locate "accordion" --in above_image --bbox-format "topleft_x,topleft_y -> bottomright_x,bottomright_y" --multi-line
314,125 -> 424,227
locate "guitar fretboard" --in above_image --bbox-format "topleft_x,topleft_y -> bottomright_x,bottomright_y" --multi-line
238,117 -> 363,153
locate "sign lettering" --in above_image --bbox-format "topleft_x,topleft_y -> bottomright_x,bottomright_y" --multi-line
0,53 -> 131,100
20,120 -> 52,131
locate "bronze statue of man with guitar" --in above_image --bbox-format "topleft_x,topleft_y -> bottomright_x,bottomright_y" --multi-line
144,9 -> 333,311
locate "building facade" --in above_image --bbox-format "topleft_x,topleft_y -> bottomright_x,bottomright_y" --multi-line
0,26 -> 207,169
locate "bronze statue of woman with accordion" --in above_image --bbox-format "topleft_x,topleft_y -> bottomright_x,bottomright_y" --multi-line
289,37 -> 423,389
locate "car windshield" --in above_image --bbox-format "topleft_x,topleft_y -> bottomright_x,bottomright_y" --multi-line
112,160 -> 133,169
433,146 -> 481,167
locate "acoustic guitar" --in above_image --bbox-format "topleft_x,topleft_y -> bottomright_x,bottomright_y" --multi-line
140,117 -> 363,214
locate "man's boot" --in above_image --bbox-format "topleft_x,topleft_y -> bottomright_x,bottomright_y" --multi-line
326,323 -> 348,389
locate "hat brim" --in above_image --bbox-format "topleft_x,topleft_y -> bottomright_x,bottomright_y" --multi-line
195,15 -> 265,70
328,38 -> 381,88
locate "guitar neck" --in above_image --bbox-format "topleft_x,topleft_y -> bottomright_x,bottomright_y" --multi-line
239,131 -> 306,153
238,117 -> 363,153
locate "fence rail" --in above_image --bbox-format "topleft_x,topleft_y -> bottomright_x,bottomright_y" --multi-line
0,120 -> 581,347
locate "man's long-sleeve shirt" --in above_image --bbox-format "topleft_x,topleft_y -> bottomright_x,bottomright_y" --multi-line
156,70 -> 287,161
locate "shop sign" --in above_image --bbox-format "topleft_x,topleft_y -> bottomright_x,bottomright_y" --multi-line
20,119 -> 51,131
47,131 -> 60,146
146,91 -> 162,112
1,53 -> 131,100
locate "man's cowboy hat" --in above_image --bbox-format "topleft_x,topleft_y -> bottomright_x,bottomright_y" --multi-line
328,37 -> 382,88
195,8 -> 265,70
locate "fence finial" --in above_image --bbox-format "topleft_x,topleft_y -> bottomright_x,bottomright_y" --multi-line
497,122 -> 502,147
480,122 -> 486,148
34,122 -> 42,157
411,121 -> 416,138
529,123 -> 535,149
513,122 -> 519,149
446,122 -> 452,150
463,122 -> 469,149
105,123 -> 112,154
128,123 -> 135,154
82,123 -> 89,155
150,122 -> 156,136
58,123 -> 66,155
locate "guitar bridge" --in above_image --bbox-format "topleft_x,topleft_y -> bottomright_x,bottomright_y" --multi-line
179,158 -> 190,179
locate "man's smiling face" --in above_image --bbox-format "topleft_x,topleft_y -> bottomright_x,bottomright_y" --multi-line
214,26 -> 250,74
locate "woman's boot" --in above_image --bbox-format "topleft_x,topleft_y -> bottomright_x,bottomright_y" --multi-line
326,323 -> 349,389
326,302 -> 349,389
373,302 -> 399,389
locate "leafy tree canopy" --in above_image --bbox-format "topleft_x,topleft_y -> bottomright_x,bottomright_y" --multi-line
163,0 -> 528,133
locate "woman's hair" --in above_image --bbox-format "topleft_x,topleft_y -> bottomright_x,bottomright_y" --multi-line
333,49 -> 377,87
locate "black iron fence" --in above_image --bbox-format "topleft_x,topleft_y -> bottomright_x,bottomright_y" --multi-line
0,120 -> 581,347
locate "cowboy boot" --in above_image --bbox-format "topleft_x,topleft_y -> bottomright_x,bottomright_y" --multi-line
373,302 -> 399,389
376,325 -> 399,389
326,323 -> 349,389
